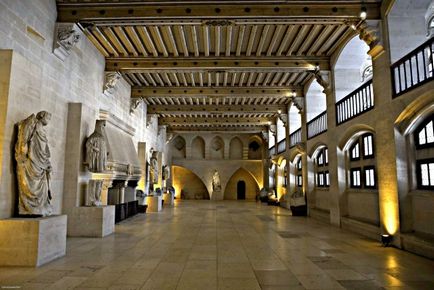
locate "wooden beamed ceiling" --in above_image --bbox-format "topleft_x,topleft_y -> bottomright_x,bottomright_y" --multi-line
56,0 -> 379,131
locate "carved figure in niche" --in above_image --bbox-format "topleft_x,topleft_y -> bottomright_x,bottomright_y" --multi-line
15,111 -> 53,216
86,120 -> 108,173
162,165 -> 170,180
149,150 -> 158,185
87,180 -> 103,206
212,170 -> 221,192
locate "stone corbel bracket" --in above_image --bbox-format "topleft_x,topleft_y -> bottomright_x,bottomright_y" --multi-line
130,98 -> 144,114
278,113 -> 288,127
103,72 -> 122,96
346,19 -> 384,59
53,23 -> 81,61
289,96 -> 305,113
312,69 -> 331,94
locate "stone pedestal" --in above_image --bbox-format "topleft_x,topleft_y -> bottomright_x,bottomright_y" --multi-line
68,206 -> 115,237
0,215 -> 67,266
212,190 -> 223,200
163,193 -> 174,206
146,196 -> 162,212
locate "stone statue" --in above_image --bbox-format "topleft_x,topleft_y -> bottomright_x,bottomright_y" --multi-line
212,170 -> 221,192
149,150 -> 158,185
15,111 -> 53,216
86,120 -> 107,173
87,180 -> 103,206
162,165 -> 170,180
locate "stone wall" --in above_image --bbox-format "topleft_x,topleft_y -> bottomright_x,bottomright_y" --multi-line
0,0 -> 166,218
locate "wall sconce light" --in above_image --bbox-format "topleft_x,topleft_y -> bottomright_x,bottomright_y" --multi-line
360,7 -> 367,20
381,234 -> 393,247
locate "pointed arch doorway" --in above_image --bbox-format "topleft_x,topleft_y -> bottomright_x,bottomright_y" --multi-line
237,180 -> 246,200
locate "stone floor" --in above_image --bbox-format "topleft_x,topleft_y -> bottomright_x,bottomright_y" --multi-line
1,200 -> 434,290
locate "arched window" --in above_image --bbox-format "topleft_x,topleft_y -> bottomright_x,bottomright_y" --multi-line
316,147 -> 329,187
296,157 -> 302,187
348,133 -> 376,189
415,114 -> 434,189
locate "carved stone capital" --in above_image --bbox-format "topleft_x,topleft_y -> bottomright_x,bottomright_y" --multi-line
158,125 -> 167,136
313,69 -> 331,94
130,98 -> 143,114
289,96 -> 305,113
53,23 -> 80,61
346,20 -> 384,59
103,72 -> 122,95
269,124 -> 277,136
278,113 -> 288,127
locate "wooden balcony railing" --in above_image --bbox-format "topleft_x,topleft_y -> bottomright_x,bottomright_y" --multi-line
289,128 -> 302,148
336,80 -> 374,125
307,110 -> 327,139
391,37 -> 434,98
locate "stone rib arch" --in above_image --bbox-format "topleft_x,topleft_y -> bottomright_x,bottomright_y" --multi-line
309,142 -> 328,159
338,124 -> 375,151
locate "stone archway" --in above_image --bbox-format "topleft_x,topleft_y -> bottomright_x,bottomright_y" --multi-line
224,168 -> 259,200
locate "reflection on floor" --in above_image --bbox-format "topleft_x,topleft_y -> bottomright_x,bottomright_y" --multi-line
1,200 -> 434,289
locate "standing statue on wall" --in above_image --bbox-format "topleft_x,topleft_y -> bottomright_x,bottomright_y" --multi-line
85,120 -> 108,206
162,165 -> 170,181
149,150 -> 159,186
212,170 -> 221,192
15,111 -> 53,216
86,120 -> 108,173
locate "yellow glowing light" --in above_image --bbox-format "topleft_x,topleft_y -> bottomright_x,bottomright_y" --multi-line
382,201 -> 399,235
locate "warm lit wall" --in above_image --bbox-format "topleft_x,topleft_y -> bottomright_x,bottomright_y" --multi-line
172,166 -> 209,199
224,168 -> 259,200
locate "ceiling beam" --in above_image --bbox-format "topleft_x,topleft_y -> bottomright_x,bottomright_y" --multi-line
106,57 -> 330,72
147,104 -> 287,114
57,2 -> 381,24
159,116 -> 272,126
132,87 -> 301,98
168,127 -> 267,133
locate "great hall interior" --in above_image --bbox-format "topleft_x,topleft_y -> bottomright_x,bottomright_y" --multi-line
1,0 -> 434,289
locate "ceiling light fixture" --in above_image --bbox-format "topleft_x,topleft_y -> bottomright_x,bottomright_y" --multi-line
360,7 -> 367,20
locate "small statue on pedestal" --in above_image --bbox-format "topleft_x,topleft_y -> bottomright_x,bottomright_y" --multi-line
85,120 -> 108,206
15,111 -> 53,216
149,150 -> 158,190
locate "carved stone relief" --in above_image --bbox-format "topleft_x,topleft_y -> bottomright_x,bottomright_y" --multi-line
53,23 -> 80,61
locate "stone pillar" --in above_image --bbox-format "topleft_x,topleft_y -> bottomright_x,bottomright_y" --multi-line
299,97 -> 310,204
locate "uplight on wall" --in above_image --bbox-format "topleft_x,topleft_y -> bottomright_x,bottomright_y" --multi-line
381,234 -> 393,247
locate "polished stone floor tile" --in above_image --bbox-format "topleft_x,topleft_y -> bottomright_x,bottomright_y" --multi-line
0,201 -> 433,290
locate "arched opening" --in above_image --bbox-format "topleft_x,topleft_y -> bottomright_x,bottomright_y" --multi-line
224,168 -> 259,200
248,137 -> 263,160
237,181 -> 246,200
191,136 -> 205,159
210,136 -> 224,159
171,136 -> 186,159
334,36 -> 371,102
343,131 -> 379,226
306,79 -> 327,122
229,137 -> 243,159
172,165 -> 210,200
310,145 -> 330,212
388,0 -> 433,63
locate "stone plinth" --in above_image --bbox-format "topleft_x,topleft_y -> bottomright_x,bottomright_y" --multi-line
163,193 -> 174,206
146,196 -> 162,212
0,215 -> 67,266
212,190 -> 223,200
68,206 -> 115,237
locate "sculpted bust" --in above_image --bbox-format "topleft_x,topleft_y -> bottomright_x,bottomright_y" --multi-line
15,111 -> 53,216
212,170 -> 221,192
86,120 -> 108,173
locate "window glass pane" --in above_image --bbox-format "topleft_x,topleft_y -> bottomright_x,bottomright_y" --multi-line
419,128 -> 427,145
421,164 -> 429,186
352,170 -> 361,187
318,152 -> 323,165
325,172 -> 330,186
365,168 -> 375,187
325,148 -> 329,164
351,143 -> 359,159
363,135 -> 373,156
429,163 -> 434,185
427,121 -> 434,143
319,173 -> 324,186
